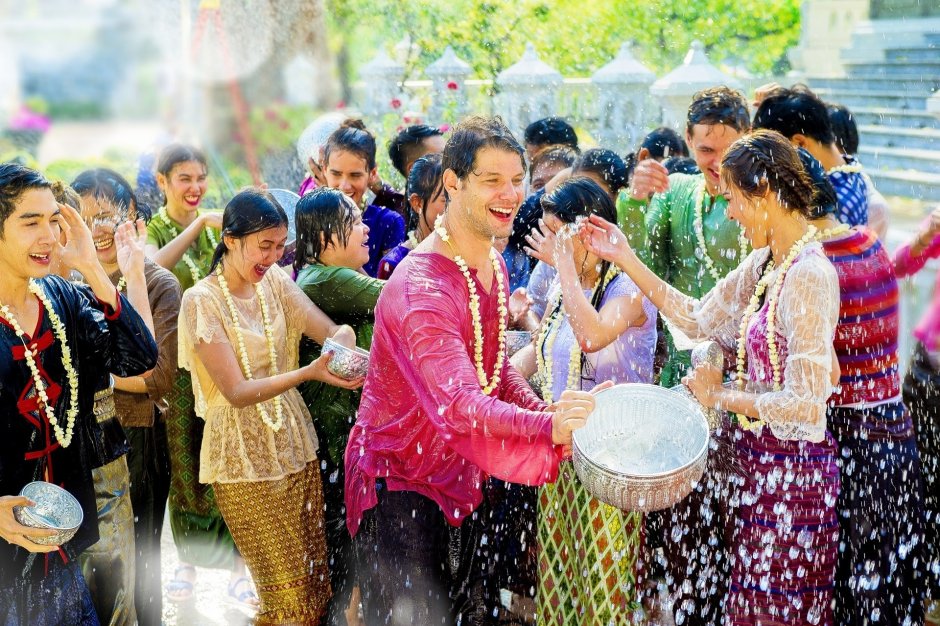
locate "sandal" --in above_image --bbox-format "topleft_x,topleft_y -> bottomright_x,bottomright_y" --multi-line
166,564 -> 196,603
227,576 -> 260,611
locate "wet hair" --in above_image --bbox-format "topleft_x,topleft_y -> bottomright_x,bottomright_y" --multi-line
405,153 -> 444,233
720,129 -> 816,218
828,104 -> 859,155
442,116 -> 526,183
663,156 -> 700,176
293,187 -> 358,272
323,118 -> 377,171
296,112 -> 347,163
210,188 -> 288,272
156,143 -> 208,178
71,168 -> 150,222
50,181 -> 81,211
524,117 -> 578,152
388,124 -> 444,177
686,86 -> 751,136
752,84 -> 835,145
796,148 -> 838,219
641,127 -> 687,159
572,149 -> 629,198
0,162 -> 52,234
530,145 -> 578,181
541,176 -> 619,311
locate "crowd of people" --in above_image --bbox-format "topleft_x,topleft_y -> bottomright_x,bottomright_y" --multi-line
1,80 -> 939,626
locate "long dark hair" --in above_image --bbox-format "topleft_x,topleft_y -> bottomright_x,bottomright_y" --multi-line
323,119 -> 377,171
572,149 -> 629,200
405,153 -> 443,233
293,187 -> 357,273
210,189 -> 288,272
71,168 -> 150,222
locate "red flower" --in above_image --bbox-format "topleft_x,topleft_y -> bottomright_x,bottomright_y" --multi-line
390,98 -> 402,109
447,81 -> 459,91
337,100 -> 347,109
403,116 -> 412,123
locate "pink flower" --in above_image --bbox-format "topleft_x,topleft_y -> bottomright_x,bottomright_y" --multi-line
439,124 -> 451,133
403,116 -> 412,123
390,98 -> 402,109
9,105 -> 50,133
447,81 -> 459,91
337,100 -> 347,109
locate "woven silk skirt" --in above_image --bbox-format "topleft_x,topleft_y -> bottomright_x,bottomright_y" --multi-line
213,462 -> 331,625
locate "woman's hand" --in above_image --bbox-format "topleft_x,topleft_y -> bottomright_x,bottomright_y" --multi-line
302,352 -> 365,390
201,212 -> 223,231
0,496 -> 58,553
115,219 -> 148,280
681,362 -> 723,409
550,380 -> 613,446
578,214 -> 632,267
54,201 -> 100,277
524,218 -> 557,267
508,287 -> 532,326
628,159 -> 669,200
330,325 -> 357,349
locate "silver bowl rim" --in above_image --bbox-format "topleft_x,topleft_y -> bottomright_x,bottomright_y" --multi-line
573,382 -> 710,480
18,481 -> 83,531
322,336 -> 370,359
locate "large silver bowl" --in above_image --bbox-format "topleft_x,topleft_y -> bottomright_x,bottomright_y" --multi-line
572,383 -> 709,512
13,481 -> 83,546
321,337 -> 370,380
505,330 -> 532,357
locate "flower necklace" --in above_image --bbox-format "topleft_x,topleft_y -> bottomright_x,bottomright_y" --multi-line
814,223 -> 851,241
434,214 -> 507,395
826,162 -> 863,176
693,182 -> 749,283
158,208 -> 219,286
0,282 -> 80,447
214,266 -> 284,431
734,226 -> 817,431
116,276 -> 126,292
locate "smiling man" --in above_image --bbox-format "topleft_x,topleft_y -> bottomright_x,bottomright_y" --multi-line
345,116 -> 601,625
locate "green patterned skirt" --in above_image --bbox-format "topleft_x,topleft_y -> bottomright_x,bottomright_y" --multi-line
166,370 -> 236,569
538,460 -> 644,624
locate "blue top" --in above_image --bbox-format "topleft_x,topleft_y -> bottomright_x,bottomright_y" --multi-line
362,203 -> 406,277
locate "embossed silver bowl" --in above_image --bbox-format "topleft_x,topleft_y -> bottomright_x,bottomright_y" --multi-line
505,330 -> 532,357
321,337 -> 370,380
13,481 -> 83,546
572,383 -> 709,512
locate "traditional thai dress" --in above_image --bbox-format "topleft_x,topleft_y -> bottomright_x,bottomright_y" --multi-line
821,227 -> 926,624
618,173 -> 747,624
345,250 -> 562,625
663,245 -> 841,625
146,211 -> 236,569
895,221 -> 940,598
0,277 -> 157,625
178,266 -> 330,624
535,273 -> 657,624
296,263 -> 382,623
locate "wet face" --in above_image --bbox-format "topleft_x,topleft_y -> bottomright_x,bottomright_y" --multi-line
410,186 -> 446,236
444,146 -> 525,241
530,161 -> 567,193
722,177 -> 769,249
158,160 -> 208,214
686,124 -> 744,194
223,225 -> 288,284
80,195 -> 136,266
325,150 -> 374,208
405,135 -> 446,177
542,211 -> 591,268
321,204 -> 370,270
0,188 -> 62,280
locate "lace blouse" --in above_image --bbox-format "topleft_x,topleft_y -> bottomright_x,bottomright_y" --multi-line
662,244 -> 840,442
179,266 -> 319,484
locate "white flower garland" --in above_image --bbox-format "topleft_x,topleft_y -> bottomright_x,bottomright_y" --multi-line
826,162 -> 863,176
215,266 -> 284,431
0,282 -> 80,447
815,223 -> 851,241
158,208 -> 219,286
693,182 -> 750,283
434,215 -> 507,395
116,276 -> 126,293
734,226 -> 817,431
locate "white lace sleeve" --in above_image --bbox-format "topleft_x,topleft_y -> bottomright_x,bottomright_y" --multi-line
754,251 -> 840,442
660,247 -> 769,351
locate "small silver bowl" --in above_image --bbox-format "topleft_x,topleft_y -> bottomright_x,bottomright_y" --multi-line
13,481 -> 83,546
505,330 -> 532,357
321,337 -> 370,380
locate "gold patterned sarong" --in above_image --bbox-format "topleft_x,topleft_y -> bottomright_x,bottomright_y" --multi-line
213,461 -> 331,625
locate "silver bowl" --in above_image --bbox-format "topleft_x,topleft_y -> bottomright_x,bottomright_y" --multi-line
321,337 -> 370,380
572,383 -> 709,512
13,481 -> 83,546
268,188 -> 301,244
505,330 -> 532,357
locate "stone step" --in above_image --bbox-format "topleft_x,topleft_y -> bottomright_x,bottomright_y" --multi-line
843,59 -> 940,78
812,88 -> 928,111
859,125 -> 940,151
867,169 -> 940,202
885,46 -> 940,63
858,145 -> 940,174
852,107 -> 940,129
812,76 -> 940,94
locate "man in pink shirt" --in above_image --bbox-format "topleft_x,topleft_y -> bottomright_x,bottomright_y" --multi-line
344,116 -> 601,625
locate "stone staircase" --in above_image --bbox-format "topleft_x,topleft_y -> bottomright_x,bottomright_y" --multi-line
810,32 -> 940,201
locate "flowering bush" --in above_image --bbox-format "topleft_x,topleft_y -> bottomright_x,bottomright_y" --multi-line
249,102 -> 313,156
8,98 -> 51,133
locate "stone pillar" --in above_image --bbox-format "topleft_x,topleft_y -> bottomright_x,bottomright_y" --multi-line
650,41 -> 742,131
591,43 -> 656,155
788,0 -> 869,77
358,49 -> 404,118
424,46 -> 472,126
495,43 -> 562,140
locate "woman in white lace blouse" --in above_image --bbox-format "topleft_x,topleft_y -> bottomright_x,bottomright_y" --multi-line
580,129 -> 842,625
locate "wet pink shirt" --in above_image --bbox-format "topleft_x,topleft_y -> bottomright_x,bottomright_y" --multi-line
344,251 -> 561,536
894,221 -> 940,352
